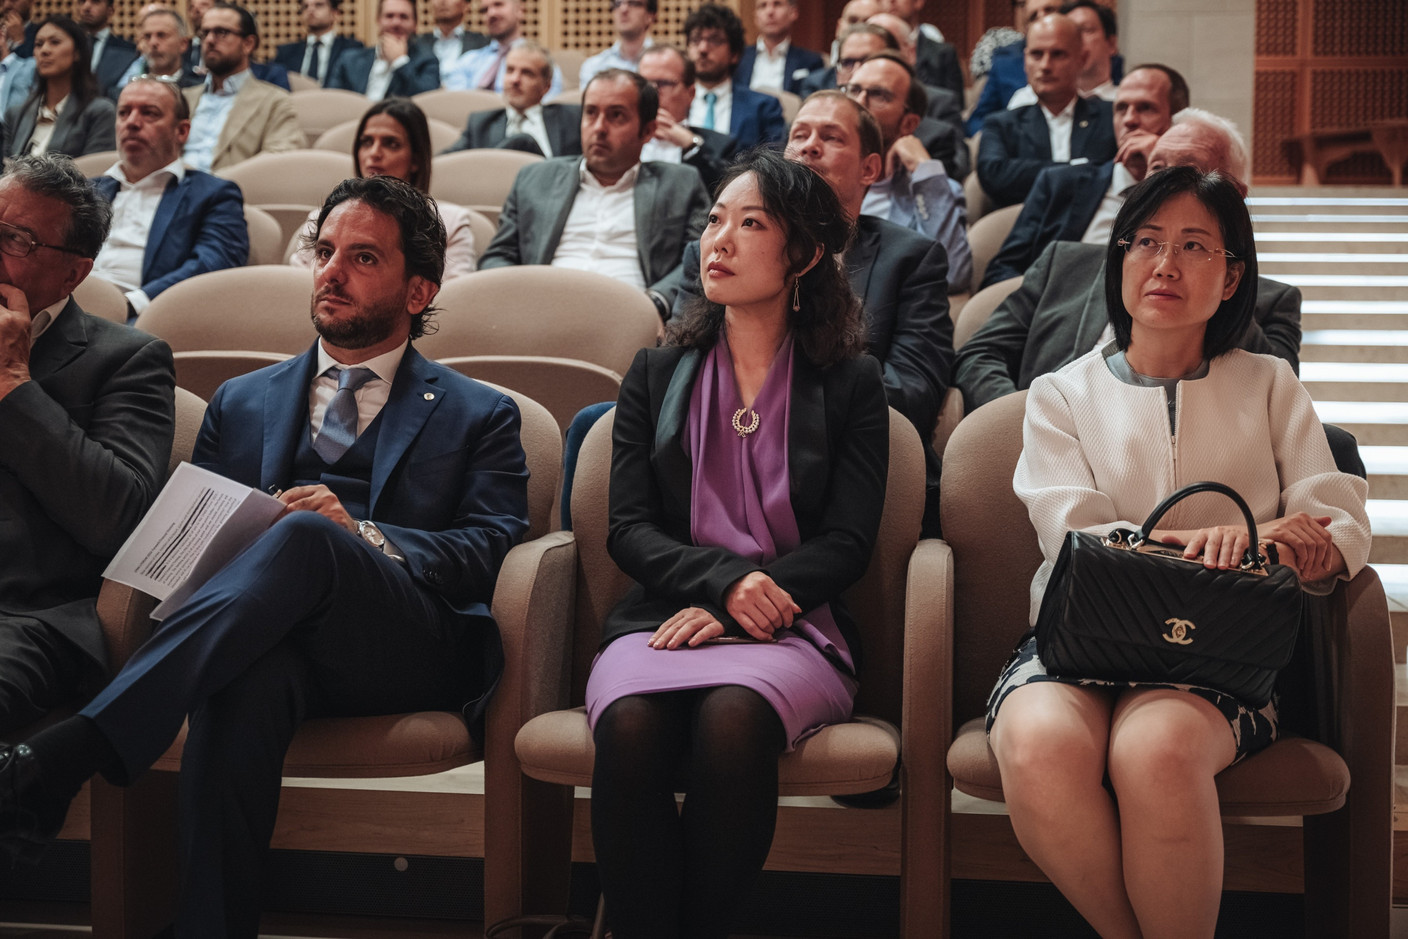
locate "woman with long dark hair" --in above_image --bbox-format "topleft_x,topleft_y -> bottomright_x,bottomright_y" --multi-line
4,15 -> 114,158
587,148 -> 889,939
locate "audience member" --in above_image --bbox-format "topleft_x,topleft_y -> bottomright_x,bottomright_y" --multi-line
957,108 -> 1300,415
0,28 -> 35,117
982,63 -> 1186,288
183,0 -> 210,71
964,0 -> 1060,135
479,68 -> 709,320
0,153 -> 174,736
844,51 -> 971,288
734,0 -> 821,96
181,2 -> 301,172
4,15 -> 115,158
75,0 -> 137,99
826,0 -> 879,63
683,3 -> 784,150
798,20 -> 893,98
876,0 -> 962,100
442,0 -> 562,97
3,0 -> 36,58
327,0 -> 439,100
638,43 -> 734,191
976,13 -> 1115,207
968,9 -> 1022,84
579,0 -> 655,87
117,8 -> 202,90
92,75 -> 248,318
865,13 -> 963,128
413,0 -> 486,77
295,97 -> 479,277
273,0 -> 364,88
442,42 -> 580,156
1008,0 -> 1118,107
0,173 -> 530,934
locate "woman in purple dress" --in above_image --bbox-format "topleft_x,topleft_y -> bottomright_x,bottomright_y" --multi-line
585,149 -> 891,939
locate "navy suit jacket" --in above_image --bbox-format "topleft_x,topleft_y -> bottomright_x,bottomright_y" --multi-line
412,29 -> 488,58
92,170 -> 250,302
976,96 -> 1116,207
273,34 -> 365,84
733,43 -> 823,95
327,46 -> 440,97
981,159 -> 1112,288
726,84 -> 786,149
93,33 -> 140,99
442,103 -> 582,156
914,33 -> 963,101
964,41 -> 1026,135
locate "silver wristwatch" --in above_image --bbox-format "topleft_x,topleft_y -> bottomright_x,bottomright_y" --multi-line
357,519 -> 405,562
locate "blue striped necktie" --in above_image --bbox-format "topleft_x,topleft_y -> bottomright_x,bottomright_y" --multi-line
314,366 -> 376,463
703,91 -> 717,131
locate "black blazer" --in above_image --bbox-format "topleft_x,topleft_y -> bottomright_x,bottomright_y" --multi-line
93,33 -> 139,99
680,124 -> 737,193
914,115 -> 969,181
733,42 -> 824,95
981,159 -> 1113,288
442,103 -> 582,156
413,28 -> 489,58
603,345 -> 889,674
976,97 -> 1116,207
914,33 -> 963,101
273,34 -> 365,84
326,45 -> 440,97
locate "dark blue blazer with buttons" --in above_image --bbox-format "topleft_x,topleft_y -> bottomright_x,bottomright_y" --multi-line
732,43 -> 823,95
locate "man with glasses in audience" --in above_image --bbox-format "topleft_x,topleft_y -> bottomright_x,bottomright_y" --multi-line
274,0 -> 364,88
0,152 -> 174,738
412,0 -> 486,77
579,0 -> 655,87
638,42 -> 734,191
442,41 -> 580,156
181,2 -> 301,172
844,51 -> 970,290
92,76 -> 248,320
864,13 -> 964,129
327,0 -> 440,99
683,3 -> 784,150
442,0 -> 562,97
117,8 -> 202,91
876,0 -> 962,100
798,20 -> 892,98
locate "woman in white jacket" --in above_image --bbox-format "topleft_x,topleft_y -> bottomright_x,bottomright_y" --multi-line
986,166 -> 1371,939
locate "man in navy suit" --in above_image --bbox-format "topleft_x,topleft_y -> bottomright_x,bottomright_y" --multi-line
327,0 -> 439,99
0,174 -> 530,933
272,0 -> 364,87
981,63 -> 1186,288
91,76 -> 248,320
976,13 -> 1116,207
75,0 -> 139,99
683,3 -> 784,149
412,0 -> 487,77
733,0 -> 822,96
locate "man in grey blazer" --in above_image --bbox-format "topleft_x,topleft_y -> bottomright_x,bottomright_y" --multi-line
479,68 -> 709,319
441,42 -> 581,156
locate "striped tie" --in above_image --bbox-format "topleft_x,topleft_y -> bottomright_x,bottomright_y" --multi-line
313,366 -> 376,463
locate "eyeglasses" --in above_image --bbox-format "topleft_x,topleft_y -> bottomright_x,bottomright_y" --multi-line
203,26 -> 246,40
840,82 -> 899,107
648,78 -> 681,91
0,222 -> 81,259
1118,236 -> 1237,263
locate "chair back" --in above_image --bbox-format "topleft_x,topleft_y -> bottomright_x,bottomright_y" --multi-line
939,391 -> 1044,724
287,71 -> 319,92
74,275 -> 129,324
73,149 -> 119,176
551,49 -> 586,89
954,275 -> 1023,350
967,203 -> 1024,293
314,117 -> 461,155
135,266 -> 317,354
964,164 -> 994,226
476,382 -> 563,541
243,204 -> 285,265
438,355 -> 623,438
421,267 -> 658,377
753,86 -> 801,125
565,406 -> 924,721
412,88 -> 505,127
546,86 -> 582,106
170,386 -> 208,477
218,150 -> 356,206
289,88 -> 376,145
173,350 -> 293,401
428,149 -> 542,211
458,207 -> 497,264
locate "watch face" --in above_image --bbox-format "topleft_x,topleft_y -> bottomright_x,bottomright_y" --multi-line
360,521 -> 386,548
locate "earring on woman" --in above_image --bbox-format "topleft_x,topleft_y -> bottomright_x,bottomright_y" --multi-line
791,278 -> 800,312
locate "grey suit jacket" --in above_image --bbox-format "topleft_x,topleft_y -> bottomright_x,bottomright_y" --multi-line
0,301 -> 174,666
478,157 -> 710,307
4,94 -> 116,158
442,103 -> 582,156
954,241 -> 1304,412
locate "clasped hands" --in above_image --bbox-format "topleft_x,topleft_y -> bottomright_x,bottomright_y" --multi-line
1155,512 -> 1340,582
276,484 -> 357,532
648,571 -> 801,650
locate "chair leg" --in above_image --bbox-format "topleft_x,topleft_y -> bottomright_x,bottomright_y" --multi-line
483,769 -> 574,935
89,771 -> 179,939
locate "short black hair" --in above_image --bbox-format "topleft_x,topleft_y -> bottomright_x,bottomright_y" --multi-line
311,175 -> 447,339
585,67 -> 658,127
1059,0 -> 1115,36
1104,166 -> 1256,360
1127,61 -> 1190,114
4,154 -> 113,259
209,1 -> 258,39
683,3 -> 744,58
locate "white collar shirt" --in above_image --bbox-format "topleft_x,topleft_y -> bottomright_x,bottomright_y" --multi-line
578,35 -> 653,86
28,296 -> 70,343
366,49 -> 410,101
551,160 -> 644,290
506,103 -> 553,157
27,95 -> 67,155
310,339 -> 407,439
92,158 -> 186,314
90,27 -> 111,70
1040,96 -> 1077,163
184,68 -> 249,172
430,25 -> 466,76
749,37 -> 789,91
1081,160 -> 1137,246
302,31 -> 336,85
689,78 -> 732,135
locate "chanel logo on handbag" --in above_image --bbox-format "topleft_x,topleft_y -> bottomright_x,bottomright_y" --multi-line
1162,617 -> 1195,645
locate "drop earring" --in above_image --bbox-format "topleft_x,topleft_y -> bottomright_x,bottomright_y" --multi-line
791,279 -> 800,312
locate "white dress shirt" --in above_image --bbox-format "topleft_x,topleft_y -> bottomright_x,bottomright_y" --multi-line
185,68 -> 249,173
429,26 -> 468,76
689,79 -> 732,135
302,32 -> 336,85
1039,97 -> 1077,163
28,297 -> 69,342
1081,161 -> 1136,246
365,51 -> 410,101
90,27 -> 111,70
640,136 -> 684,165
93,158 -> 185,315
749,38 -> 788,91
310,339 -> 407,439
551,161 -> 644,290
27,96 -> 66,155
506,103 -> 553,157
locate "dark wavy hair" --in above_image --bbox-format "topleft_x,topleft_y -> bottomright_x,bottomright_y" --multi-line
25,16 -> 98,111
309,175 -> 446,339
682,3 -> 744,58
1104,165 -> 1256,360
353,97 -> 433,193
669,148 -> 865,368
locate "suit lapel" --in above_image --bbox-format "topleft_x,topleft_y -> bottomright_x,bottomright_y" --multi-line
632,164 -> 658,282
846,219 -> 882,309
11,106 -> 36,155
1021,106 -> 1051,160
1070,98 -> 1096,158
1071,162 -> 1113,235
215,83 -> 260,164
28,298 -> 88,381
539,160 -> 581,264
260,346 -> 319,490
369,347 -> 442,514
655,348 -> 700,522
787,353 -> 826,520
144,176 -> 186,282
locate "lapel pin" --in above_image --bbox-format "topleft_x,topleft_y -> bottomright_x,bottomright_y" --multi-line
423,392 -> 435,400
1079,120 -> 1088,128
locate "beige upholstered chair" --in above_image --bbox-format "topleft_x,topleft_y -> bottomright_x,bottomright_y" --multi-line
312,116 -> 461,154
482,406 -> 951,935
135,266 -> 318,355
217,150 -> 355,207
172,350 -> 293,401
427,149 -> 542,215
753,85 -> 801,125
242,204 -> 285,266
73,149 -> 119,176
412,88 -> 506,128
966,203 -> 1023,293
287,88 -> 376,146
89,386 -> 562,937
73,274 -> 130,324
458,207 -> 497,267
546,86 -> 583,106
551,48 -> 586,89
438,355 -> 622,438
940,392 -> 1394,938
420,267 -> 659,380
964,162 -> 994,226
286,71 -> 318,92
930,275 -> 1022,459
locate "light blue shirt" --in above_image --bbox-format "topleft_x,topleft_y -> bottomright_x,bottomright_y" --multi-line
183,68 -> 250,173
429,26 -> 468,76
578,36 -> 652,86
442,37 -> 562,97
862,161 -> 973,294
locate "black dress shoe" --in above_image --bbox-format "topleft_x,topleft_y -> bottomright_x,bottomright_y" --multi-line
0,742 -> 71,869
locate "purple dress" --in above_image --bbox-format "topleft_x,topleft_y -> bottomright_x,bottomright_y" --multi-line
585,332 -> 858,750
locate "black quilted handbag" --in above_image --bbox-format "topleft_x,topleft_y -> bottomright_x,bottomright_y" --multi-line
1034,481 -> 1305,707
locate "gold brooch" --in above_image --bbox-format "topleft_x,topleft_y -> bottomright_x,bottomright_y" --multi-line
732,407 -> 760,437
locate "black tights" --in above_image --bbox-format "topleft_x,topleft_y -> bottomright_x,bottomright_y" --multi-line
590,685 -> 787,939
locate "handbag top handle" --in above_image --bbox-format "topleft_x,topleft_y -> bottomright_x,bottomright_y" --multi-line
1133,481 -> 1266,572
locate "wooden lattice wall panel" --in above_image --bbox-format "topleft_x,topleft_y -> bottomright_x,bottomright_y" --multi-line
1311,66 -> 1408,130
1256,0 -> 1297,57
1311,0 -> 1406,58
1253,68 -> 1298,179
